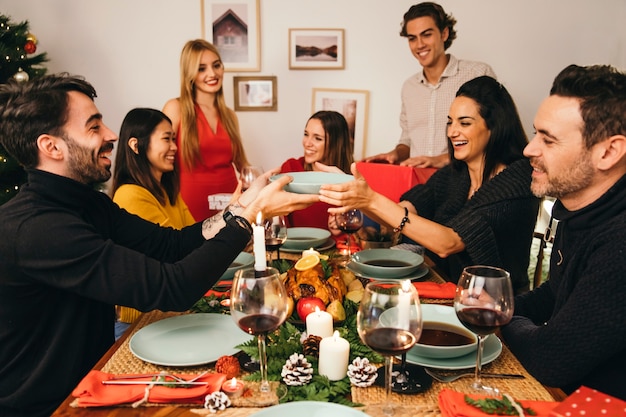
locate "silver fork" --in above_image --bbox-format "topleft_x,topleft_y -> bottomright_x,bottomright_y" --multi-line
109,370 -> 209,383
424,368 -> 524,383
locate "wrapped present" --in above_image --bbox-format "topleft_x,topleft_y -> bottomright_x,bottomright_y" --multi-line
549,386 -> 626,417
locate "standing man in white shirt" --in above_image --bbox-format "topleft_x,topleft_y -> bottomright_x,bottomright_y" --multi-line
365,2 -> 496,168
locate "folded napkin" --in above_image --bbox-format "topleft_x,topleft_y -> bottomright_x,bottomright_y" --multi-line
72,370 -> 226,407
438,389 -> 558,417
414,281 -> 457,299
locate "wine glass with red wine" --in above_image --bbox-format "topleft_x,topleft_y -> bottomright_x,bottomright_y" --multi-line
454,265 -> 514,394
264,215 -> 287,264
230,267 -> 289,397
335,209 -> 364,258
357,280 -> 422,416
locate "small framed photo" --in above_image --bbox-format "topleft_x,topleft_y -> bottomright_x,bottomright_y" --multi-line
312,88 -> 370,159
234,76 -> 277,111
289,28 -> 345,70
202,0 -> 261,72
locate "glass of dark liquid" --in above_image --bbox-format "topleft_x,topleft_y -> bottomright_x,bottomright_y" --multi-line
230,267 -> 289,398
264,215 -> 287,265
454,265 -> 514,394
335,209 -> 364,260
357,280 -> 422,416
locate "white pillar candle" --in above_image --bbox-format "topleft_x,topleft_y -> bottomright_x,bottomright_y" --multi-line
253,212 -> 266,273
318,330 -> 350,381
305,307 -> 333,338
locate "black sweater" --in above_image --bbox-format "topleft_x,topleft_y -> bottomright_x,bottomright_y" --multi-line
401,159 -> 539,292
502,174 -> 626,400
0,170 -> 251,417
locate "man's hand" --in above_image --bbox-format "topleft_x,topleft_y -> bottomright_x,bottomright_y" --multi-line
399,153 -> 449,168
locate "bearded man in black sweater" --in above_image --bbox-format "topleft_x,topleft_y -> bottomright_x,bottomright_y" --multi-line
501,64 -> 626,400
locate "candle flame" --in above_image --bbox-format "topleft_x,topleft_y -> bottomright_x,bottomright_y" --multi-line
255,212 -> 263,226
332,330 -> 340,341
230,377 -> 238,388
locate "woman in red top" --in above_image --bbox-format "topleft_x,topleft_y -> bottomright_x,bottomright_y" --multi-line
163,39 -> 250,219
280,111 -> 353,231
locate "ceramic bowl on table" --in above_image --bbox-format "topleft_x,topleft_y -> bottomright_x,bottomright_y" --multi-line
282,227 -> 331,250
412,304 -> 478,359
270,172 -> 353,194
219,252 -> 254,280
349,248 -> 423,278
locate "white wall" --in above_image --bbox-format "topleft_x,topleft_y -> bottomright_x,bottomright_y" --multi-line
3,0 -> 625,171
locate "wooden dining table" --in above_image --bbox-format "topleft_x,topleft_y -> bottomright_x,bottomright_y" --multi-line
51,253 -> 566,417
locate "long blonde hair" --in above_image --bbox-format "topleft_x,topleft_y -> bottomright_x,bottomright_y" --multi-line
178,39 -> 249,171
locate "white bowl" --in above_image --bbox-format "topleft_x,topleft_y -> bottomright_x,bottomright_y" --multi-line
270,172 -> 353,194
219,252 -> 254,280
350,248 -> 423,278
283,227 -> 331,250
412,304 -> 477,359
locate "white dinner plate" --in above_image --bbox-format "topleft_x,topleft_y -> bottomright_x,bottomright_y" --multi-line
129,314 -> 252,366
280,237 -> 336,254
347,264 -> 430,282
405,332 -> 502,370
248,401 -> 371,417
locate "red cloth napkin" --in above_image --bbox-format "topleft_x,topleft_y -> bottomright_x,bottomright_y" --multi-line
414,281 -> 457,299
438,389 -> 558,417
72,370 -> 226,407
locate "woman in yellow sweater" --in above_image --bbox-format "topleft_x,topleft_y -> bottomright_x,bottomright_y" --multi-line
111,108 -> 196,337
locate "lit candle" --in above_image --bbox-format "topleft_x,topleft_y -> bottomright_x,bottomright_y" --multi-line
253,212 -> 266,274
397,286 -> 411,330
221,377 -> 244,398
305,307 -> 334,338
318,331 -> 350,381
302,247 -> 320,258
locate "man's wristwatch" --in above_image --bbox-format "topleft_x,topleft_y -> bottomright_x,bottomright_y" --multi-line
223,205 -> 253,235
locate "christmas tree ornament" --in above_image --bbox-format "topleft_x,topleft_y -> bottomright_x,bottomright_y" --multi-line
347,357 -> 378,387
281,353 -> 313,386
24,40 -> 36,54
13,68 -> 29,83
26,32 -> 38,43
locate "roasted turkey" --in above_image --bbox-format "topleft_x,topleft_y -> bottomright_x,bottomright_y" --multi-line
282,262 -> 347,304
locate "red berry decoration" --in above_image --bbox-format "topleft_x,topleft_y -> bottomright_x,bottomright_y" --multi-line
24,40 -> 36,54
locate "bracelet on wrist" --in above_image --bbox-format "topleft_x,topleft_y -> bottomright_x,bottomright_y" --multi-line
393,206 -> 410,233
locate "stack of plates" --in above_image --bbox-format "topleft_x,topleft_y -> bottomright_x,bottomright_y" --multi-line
347,248 -> 429,281
281,227 -> 335,254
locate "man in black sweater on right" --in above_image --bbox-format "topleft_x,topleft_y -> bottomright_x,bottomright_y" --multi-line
501,64 -> 626,400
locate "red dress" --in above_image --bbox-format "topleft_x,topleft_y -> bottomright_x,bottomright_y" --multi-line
178,106 -> 238,219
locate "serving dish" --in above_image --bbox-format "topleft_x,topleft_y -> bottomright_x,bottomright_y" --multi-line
282,227 -> 332,250
270,172 -> 353,194
350,248 -> 424,278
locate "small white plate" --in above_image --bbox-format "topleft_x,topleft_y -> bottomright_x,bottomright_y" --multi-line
249,401 -> 371,417
129,314 -> 252,366
280,237 -> 336,254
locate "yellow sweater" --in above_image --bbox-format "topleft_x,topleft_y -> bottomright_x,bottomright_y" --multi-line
113,184 -> 196,323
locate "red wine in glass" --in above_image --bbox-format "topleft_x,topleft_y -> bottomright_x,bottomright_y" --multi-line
456,307 -> 510,335
335,209 -> 364,259
363,328 -> 417,356
238,314 -> 283,335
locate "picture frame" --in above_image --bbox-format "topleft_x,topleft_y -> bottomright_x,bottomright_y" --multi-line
289,28 -> 345,70
312,88 -> 369,159
234,76 -> 277,111
201,0 -> 261,72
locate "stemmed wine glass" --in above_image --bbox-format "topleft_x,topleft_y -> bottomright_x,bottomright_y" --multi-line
454,265 -> 514,394
230,267 -> 289,397
240,166 -> 264,192
264,215 -> 287,265
335,209 -> 364,260
357,280 -> 422,416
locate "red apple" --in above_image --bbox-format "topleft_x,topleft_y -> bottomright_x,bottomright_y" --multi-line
296,297 -> 326,321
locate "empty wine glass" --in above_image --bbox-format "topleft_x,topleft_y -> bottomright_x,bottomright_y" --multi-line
335,209 -> 364,260
230,267 -> 289,397
454,265 -> 514,394
240,165 -> 264,191
357,280 -> 422,416
264,215 -> 287,264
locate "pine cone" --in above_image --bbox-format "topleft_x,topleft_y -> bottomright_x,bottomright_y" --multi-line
348,357 -> 378,387
215,355 -> 240,379
204,391 -> 231,413
302,334 -> 322,358
281,353 -> 314,386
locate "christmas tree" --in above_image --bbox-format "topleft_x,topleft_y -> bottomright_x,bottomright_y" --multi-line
0,14 -> 48,205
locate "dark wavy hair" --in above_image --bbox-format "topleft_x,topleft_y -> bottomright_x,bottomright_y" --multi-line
0,73 -> 96,168
399,2 -> 457,50
449,76 -> 528,184
304,111 -> 354,173
111,108 -> 180,206
550,64 -> 626,149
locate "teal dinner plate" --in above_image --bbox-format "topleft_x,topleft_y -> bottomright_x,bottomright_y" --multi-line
129,314 -> 252,366
270,172 -> 354,194
350,249 -> 424,278
248,401 -> 371,416
406,331 -> 502,370
281,237 -> 336,254
347,263 -> 429,282
282,227 -> 332,250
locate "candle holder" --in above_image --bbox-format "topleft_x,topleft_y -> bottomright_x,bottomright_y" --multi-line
221,378 -> 245,399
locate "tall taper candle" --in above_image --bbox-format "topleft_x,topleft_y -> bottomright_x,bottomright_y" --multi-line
253,212 -> 266,275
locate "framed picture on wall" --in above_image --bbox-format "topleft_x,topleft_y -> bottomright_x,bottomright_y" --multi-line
289,29 -> 345,70
234,76 -> 277,111
312,88 -> 369,159
202,0 -> 261,72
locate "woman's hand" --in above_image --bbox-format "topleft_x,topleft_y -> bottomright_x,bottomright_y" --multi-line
318,162 -> 376,214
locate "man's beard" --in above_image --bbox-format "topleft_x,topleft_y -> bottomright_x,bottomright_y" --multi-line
530,149 -> 594,199
64,135 -> 113,185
